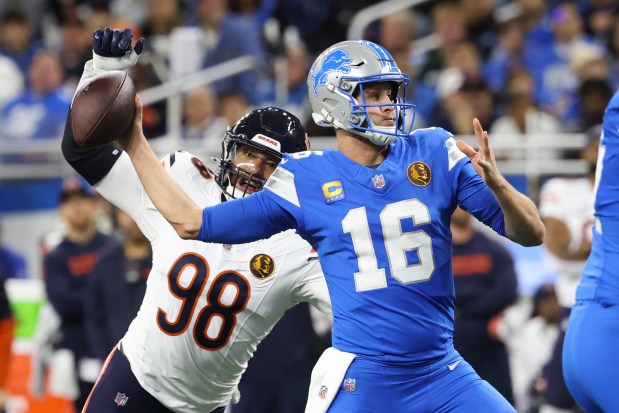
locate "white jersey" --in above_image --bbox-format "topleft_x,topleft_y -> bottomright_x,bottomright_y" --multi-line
539,177 -> 594,307
94,150 -> 331,413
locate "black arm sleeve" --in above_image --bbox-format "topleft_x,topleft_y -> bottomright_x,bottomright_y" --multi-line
61,111 -> 124,185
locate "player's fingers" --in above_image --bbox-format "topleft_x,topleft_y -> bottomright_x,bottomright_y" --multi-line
111,29 -> 122,56
102,27 -> 112,53
118,28 -> 133,51
134,38 -> 145,55
93,29 -> 103,51
456,140 -> 476,158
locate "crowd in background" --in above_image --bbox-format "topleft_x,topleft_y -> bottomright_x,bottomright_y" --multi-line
1,0 -> 618,412
0,0 -> 617,149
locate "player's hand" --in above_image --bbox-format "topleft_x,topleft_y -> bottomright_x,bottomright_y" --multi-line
117,95 -> 146,155
92,28 -> 144,72
456,118 -> 505,190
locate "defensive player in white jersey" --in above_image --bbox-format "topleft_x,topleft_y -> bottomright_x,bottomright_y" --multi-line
61,28 -> 331,413
537,140 -> 596,412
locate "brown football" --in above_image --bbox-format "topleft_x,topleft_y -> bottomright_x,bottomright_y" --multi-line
70,70 -> 136,148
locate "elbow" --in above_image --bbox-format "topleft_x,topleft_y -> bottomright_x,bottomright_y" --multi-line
516,220 -> 546,247
172,208 -> 203,240
173,223 -> 200,240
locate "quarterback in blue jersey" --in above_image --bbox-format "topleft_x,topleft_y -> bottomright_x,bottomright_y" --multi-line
120,41 -> 544,412
563,90 -> 619,413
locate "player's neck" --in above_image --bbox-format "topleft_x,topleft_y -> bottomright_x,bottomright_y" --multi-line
336,131 -> 388,166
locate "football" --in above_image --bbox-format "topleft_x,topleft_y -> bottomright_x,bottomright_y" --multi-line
70,70 -> 136,148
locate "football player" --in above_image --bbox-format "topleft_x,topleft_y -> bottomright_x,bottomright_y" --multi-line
62,29 -> 331,413
120,40 -> 545,412
563,91 -> 619,413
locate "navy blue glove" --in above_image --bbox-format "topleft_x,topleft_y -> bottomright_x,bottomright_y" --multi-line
92,28 -> 144,71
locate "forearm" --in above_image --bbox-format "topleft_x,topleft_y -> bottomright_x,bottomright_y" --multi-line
124,133 -> 203,239
490,178 -> 545,246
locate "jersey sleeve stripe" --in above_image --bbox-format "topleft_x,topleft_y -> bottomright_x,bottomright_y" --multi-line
446,137 -> 467,171
264,166 -> 301,207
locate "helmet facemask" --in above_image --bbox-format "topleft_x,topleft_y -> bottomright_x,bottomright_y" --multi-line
347,78 -> 414,145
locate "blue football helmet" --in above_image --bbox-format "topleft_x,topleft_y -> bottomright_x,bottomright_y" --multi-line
307,40 -> 415,146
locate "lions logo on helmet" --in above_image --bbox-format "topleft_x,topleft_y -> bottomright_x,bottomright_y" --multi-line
311,49 -> 352,95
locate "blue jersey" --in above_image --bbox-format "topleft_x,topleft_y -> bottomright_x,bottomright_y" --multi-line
576,90 -> 619,305
200,128 -> 506,364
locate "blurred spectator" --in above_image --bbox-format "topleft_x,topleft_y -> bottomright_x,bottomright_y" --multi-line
606,16 -> 619,88
537,133 -> 598,413
83,208 -> 151,362
582,0 -> 617,46
483,15 -> 527,94
140,0 -> 183,70
0,259 -> 15,413
194,0 -> 266,104
0,53 -> 23,109
0,49 -> 71,141
569,42 -> 609,84
575,78 -> 613,134
233,303 -> 329,413
0,9 -> 44,76
418,2 -> 467,85
218,89 -> 251,127
43,176 -> 116,412
490,68 -> 563,160
523,2 -> 596,125
256,38 -> 311,121
58,17 -> 91,90
451,207 -> 518,405
508,284 -> 561,412
182,85 -> 227,156
433,69 -> 496,135
460,0 -> 497,58
516,0 -> 553,48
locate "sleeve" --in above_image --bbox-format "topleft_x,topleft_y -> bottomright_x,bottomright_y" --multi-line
456,162 -> 506,237
290,259 -> 332,320
460,244 -> 518,318
61,111 -> 124,185
82,263 -> 110,361
198,191 -> 296,243
43,253 -> 86,322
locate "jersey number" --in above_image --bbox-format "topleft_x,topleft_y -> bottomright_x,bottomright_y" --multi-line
342,198 -> 435,292
157,253 -> 250,350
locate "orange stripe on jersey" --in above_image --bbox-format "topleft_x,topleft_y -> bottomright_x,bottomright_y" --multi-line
81,345 -> 118,413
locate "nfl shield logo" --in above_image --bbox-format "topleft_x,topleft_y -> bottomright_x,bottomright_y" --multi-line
343,378 -> 356,392
319,384 -> 328,399
114,392 -> 129,406
371,174 -> 385,189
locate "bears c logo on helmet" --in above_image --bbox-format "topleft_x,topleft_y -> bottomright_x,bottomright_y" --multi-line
249,254 -> 275,279
407,162 -> 432,186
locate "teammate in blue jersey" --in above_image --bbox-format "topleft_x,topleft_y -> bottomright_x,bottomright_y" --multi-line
562,90 -> 619,413
120,40 -> 544,412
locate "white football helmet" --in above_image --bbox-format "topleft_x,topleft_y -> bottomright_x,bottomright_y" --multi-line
307,40 -> 415,146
